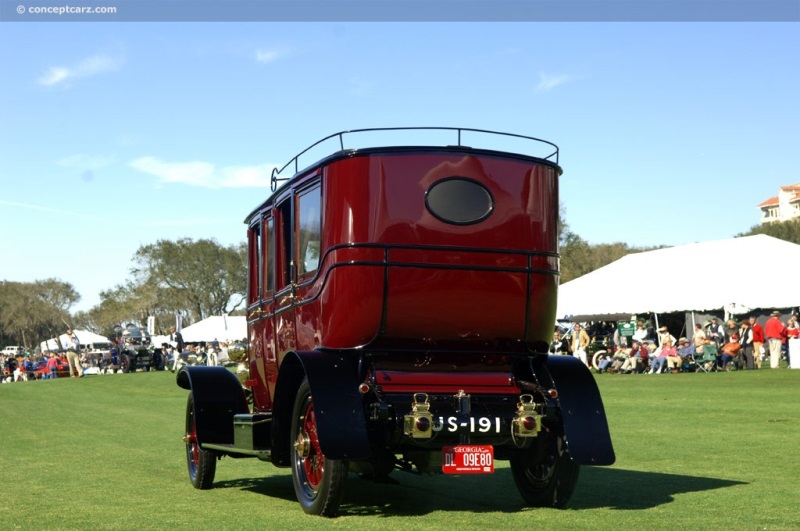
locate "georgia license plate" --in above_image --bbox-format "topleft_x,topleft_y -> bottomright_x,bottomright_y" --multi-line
442,445 -> 494,474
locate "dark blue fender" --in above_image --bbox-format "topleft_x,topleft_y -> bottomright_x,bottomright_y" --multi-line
276,350 -> 370,461
542,355 -> 616,466
176,366 -> 249,446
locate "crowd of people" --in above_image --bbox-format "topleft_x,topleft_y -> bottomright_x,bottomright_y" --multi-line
551,311 -> 800,374
1,326 -> 238,383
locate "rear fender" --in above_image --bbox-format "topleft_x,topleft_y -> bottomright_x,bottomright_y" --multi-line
273,350 -> 370,462
537,355 -> 615,465
176,366 -> 249,445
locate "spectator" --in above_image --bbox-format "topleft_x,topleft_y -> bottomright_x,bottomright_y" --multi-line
632,321 -> 648,343
706,317 -> 725,347
677,337 -> 695,369
620,340 -> 648,373
169,326 -> 185,353
786,317 -> 799,368
549,331 -> 570,355
765,310 -> 787,369
23,356 -> 36,380
750,316 -> 765,369
570,323 -> 590,367
738,319 -> 755,370
719,334 -> 741,370
13,357 -> 27,382
657,326 -> 676,347
5,355 -> 17,379
45,352 -> 60,379
650,338 -> 677,374
666,339 -> 684,372
218,342 -> 230,364
692,324 -> 707,356
605,346 -> 631,373
64,330 -> 83,378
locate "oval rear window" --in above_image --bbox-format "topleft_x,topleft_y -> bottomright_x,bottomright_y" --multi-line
425,177 -> 494,225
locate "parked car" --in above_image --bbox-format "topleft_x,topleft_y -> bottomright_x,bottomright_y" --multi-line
118,326 -> 163,372
1,346 -> 25,357
177,128 -> 615,517
35,356 -> 71,378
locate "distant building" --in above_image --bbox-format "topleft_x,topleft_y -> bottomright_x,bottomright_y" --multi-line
758,182 -> 800,223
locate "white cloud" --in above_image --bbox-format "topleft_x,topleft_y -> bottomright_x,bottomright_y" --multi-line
130,156 -> 276,189
536,73 -> 571,93
255,48 -> 286,64
38,54 -> 122,88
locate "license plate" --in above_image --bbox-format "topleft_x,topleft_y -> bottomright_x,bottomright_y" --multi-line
442,445 -> 494,474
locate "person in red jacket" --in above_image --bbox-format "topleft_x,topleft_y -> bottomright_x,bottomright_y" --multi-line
764,310 -> 787,369
45,352 -> 60,379
749,316 -> 765,369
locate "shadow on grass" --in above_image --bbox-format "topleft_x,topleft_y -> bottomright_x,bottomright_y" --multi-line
212,466 -> 747,516
571,467 -> 747,510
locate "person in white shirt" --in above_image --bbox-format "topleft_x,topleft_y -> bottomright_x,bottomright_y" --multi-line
64,330 -> 83,378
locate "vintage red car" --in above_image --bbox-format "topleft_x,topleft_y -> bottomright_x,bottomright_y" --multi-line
35,355 -> 72,379
177,127 -> 614,516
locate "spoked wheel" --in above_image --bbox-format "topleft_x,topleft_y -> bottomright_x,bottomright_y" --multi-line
184,393 -> 217,489
119,354 -> 131,373
290,378 -> 348,517
510,426 -> 580,508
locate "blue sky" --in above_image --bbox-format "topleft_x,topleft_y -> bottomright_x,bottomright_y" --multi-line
1,22 -> 798,312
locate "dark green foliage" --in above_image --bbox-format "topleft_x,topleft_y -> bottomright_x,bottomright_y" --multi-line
738,217 -> 800,245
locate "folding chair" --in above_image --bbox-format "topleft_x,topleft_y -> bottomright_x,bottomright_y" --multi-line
693,343 -> 718,373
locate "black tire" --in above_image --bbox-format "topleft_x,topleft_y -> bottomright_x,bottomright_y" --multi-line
290,378 -> 348,517
510,427 -> 580,508
120,354 -> 131,373
153,352 -> 164,371
185,393 -> 217,489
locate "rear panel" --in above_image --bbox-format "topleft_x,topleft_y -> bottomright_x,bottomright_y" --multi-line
316,149 -> 559,351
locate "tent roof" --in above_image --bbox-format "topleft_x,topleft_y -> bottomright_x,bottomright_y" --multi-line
556,235 -> 800,319
180,315 -> 246,343
40,329 -> 113,351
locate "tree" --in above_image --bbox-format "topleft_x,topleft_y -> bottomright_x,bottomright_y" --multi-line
131,238 -> 247,323
0,279 -> 79,349
738,218 -> 800,245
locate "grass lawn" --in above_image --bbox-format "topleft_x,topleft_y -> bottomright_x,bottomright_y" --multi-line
1,367 -> 798,530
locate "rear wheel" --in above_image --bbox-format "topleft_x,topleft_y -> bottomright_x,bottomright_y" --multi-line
184,393 -> 217,489
119,354 -> 131,373
290,378 -> 348,517
510,426 -> 580,508
592,350 -> 607,371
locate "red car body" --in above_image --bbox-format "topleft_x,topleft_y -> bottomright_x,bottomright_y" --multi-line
177,128 -> 614,516
35,356 -> 71,378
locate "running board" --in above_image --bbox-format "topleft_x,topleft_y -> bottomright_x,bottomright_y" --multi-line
201,442 -> 272,460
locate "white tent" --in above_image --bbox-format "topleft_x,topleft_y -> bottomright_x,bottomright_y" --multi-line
180,315 -> 247,343
40,329 -> 114,352
556,235 -> 800,320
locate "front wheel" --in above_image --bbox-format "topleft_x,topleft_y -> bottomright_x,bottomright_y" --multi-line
510,427 -> 580,508
290,378 -> 348,517
185,393 -> 217,489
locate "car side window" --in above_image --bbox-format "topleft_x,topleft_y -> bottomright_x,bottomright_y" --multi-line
297,184 -> 321,280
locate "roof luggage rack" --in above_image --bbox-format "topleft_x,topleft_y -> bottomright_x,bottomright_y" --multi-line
270,126 -> 559,192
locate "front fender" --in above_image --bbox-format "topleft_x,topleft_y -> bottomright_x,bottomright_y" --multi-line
540,355 -> 615,466
276,350 -> 370,461
177,366 -> 249,445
